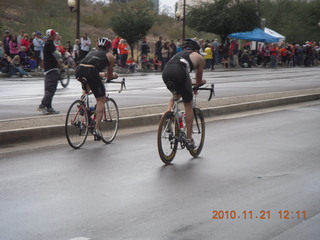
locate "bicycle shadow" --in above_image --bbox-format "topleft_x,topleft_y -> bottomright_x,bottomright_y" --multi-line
157,155 -> 205,180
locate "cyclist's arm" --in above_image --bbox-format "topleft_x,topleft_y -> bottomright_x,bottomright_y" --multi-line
190,52 -> 206,86
100,52 -> 118,80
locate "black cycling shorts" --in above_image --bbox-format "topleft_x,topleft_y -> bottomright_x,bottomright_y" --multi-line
75,65 -> 106,98
162,64 -> 193,103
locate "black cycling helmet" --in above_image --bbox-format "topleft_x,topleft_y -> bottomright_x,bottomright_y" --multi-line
183,38 -> 200,51
97,37 -> 112,50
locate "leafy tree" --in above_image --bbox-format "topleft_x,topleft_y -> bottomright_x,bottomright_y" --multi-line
110,0 -> 155,58
303,1 -> 320,43
261,0 -> 320,44
186,0 -> 260,43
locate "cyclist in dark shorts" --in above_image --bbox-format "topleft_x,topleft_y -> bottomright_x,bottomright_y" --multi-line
75,37 -> 118,140
162,38 -> 206,149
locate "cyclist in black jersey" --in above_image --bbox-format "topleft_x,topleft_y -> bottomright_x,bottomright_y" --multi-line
75,37 -> 118,140
162,38 -> 206,149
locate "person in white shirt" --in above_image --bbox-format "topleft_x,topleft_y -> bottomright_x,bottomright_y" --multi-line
79,32 -> 91,61
72,39 -> 81,67
33,31 -> 44,70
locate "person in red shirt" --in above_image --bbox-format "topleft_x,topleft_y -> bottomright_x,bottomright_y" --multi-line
56,45 -> 66,55
126,57 -> 137,72
270,44 -> 279,68
153,55 -> 162,71
21,33 -> 31,56
279,45 -> 288,67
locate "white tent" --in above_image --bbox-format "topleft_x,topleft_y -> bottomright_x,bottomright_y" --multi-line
264,27 -> 285,42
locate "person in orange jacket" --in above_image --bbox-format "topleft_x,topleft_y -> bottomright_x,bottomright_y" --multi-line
117,39 -> 129,68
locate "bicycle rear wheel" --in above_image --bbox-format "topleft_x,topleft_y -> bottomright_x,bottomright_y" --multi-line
189,108 -> 205,157
157,111 -> 178,164
101,98 -> 119,144
60,68 -> 70,88
65,100 -> 89,149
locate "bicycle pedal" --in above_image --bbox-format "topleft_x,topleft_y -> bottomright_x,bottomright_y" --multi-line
94,136 -> 102,141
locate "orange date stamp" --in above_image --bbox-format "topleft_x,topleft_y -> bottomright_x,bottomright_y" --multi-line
211,210 -> 307,220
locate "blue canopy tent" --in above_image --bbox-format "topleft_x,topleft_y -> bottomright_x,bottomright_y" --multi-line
228,28 -> 279,43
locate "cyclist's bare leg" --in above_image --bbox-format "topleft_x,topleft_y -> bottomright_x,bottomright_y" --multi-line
184,101 -> 193,140
82,84 -> 91,98
95,96 -> 106,130
167,96 -> 174,111
167,93 -> 181,111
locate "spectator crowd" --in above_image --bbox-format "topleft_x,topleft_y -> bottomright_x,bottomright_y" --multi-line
125,35 -> 320,71
219,39 -> 320,69
1,29 -> 319,79
0,29 -> 91,78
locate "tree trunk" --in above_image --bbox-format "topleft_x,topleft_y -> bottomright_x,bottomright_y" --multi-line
129,43 -> 134,60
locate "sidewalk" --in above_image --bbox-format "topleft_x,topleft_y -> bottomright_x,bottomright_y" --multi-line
1,88 -> 320,146
0,64 -> 256,79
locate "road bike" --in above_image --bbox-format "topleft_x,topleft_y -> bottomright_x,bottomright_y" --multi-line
65,77 -> 126,149
58,66 -> 70,88
157,83 -> 214,164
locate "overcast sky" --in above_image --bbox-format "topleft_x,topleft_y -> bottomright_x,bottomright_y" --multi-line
94,0 -> 177,15
159,0 -> 176,14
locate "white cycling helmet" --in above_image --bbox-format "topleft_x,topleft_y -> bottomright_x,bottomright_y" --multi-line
97,37 -> 112,50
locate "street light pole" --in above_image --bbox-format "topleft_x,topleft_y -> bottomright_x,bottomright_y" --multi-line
182,0 -> 186,41
176,0 -> 186,41
68,0 -> 80,39
76,0 -> 80,39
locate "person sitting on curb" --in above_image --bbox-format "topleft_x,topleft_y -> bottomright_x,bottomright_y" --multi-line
126,57 -> 138,73
0,54 -> 20,77
9,55 -> 32,78
153,55 -> 162,71
141,55 -> 152,71
18,46 -> 37,71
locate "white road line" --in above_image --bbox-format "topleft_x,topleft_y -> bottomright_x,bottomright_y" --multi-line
68,237 -> 91,240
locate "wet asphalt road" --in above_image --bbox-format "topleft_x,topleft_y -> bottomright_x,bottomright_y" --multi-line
0,67 -> 320,120
0,102 -> 319,240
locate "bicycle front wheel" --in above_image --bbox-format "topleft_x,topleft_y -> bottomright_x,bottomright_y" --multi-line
101,98 -> 119,144
157,111 -> 178,164
65,100 -> 89,149
60,69 -> 70,88
189,108 -> 205,157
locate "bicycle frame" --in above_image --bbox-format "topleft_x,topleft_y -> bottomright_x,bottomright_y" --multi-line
170,95 -> 186,149
81,76 -> 126,105
81,77 -> 126,129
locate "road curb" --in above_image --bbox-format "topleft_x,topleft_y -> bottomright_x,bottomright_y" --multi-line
0,65 -> 252,79
201,93 -> 320,117
1,92 -> 319,146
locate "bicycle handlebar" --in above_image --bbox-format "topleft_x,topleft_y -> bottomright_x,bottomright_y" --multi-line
103,78 -> 126,93
193,83 -> 215,101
